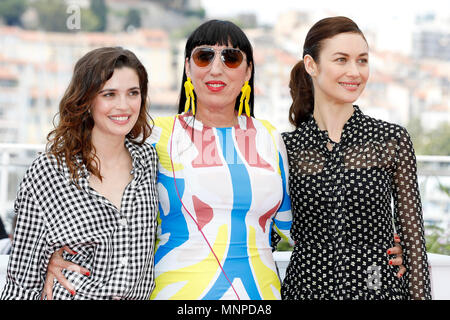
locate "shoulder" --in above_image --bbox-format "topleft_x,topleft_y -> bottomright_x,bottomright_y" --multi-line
149,116 -> 177,146
252,117 -> 285,144
361,113 -> 409,141
138,140 -> 157,156
252,117 -> 283,139
26,152 -> 61,179
153,116 -> 176,130
281,121 -> 308,150
253,118 -> 277,131
19,152 -> 65,192
127,140 -> 158,164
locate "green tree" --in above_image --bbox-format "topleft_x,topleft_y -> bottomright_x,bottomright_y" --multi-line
422,122 -> 450,156
81,8 -> 101,32
0,0 -> 27,26
33,0 -> 69,32
184,8 -> 205,19
407,117 -> 450,156
124,8 -> 141,30
407,116 -> 426,154
90,0 -> 107,31
425,225 -> 450,255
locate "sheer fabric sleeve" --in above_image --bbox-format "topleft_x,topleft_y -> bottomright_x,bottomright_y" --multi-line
392,128 -> 432,300
0,176 -> 50,300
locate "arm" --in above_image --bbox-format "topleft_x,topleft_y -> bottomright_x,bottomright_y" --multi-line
392,128 -> 432,300
272,135 -> 293,247
0,183 -> 49,300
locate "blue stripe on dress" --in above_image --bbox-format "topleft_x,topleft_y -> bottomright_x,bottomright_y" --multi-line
203,127 -> 261,300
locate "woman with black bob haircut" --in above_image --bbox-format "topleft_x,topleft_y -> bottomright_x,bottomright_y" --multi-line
178,19 -> 255,117
148,19 -> 292,300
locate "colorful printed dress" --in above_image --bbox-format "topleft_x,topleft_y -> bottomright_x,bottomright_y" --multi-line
149,113 -> 292,300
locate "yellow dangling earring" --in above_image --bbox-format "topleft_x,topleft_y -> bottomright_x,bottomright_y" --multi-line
184,77 -> 196,115
238,81 -> 251,117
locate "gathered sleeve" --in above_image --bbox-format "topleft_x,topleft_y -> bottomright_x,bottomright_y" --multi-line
392,128 -> 432,300
0,172 -> 51,300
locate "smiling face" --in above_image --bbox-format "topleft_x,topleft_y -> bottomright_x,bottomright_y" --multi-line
305,32 -> 369,107
185,44 -> 252,114
90,67 -> 141,141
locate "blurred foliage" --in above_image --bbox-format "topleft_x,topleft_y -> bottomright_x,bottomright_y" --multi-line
0,0 -> 27,26
124,8 -> 141,31
1,0 -> 204,34
184,8 -> 205,19
7,0 -> 108,32
80,8 -> 102,32
32,0 -> 68,32
169,19 -> 203,39
90,0 -> 107,32
407,117 -> 450,156
425,225 -> 450,255
276,239 -> 293,252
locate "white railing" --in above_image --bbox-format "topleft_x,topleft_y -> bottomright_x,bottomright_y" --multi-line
0,144 -> 45,224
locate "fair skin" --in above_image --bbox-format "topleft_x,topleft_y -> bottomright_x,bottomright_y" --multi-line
43,44 -> 253,299
185,44 -> 252,127
88,67 -> 141,210
41,67 -> 142,299
44,41 -> 405,298
304,32 -> 369,147
304,32 -> 406,277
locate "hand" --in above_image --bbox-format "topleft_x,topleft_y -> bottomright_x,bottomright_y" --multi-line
41,246 -> 91,300
387,233 -> 406,279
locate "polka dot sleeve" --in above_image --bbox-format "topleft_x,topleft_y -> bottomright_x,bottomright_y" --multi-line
392,128 -> 432,300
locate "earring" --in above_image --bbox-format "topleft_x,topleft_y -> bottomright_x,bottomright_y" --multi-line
184,77 -> 196,115
238,81 -> 251,117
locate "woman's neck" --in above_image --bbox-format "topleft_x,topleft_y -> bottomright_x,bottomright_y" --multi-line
90,132 -> 129,166
195,103 -> 238,128
313,102 -> 354,143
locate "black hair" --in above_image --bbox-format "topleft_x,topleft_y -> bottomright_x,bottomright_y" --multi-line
178,20 -> 255,116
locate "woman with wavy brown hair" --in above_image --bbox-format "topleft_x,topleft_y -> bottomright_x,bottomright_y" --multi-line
0,47 -> 158,300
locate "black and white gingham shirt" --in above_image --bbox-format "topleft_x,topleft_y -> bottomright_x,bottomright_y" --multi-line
0,139 -> 158,300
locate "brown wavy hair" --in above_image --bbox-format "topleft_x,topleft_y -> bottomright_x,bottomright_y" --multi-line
288,16 -> 367,127
46,47 -> 152,185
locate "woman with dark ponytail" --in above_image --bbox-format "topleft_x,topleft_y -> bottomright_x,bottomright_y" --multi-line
282,16 -> 431,300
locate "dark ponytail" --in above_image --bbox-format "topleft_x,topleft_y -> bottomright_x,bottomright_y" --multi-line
288,16 -> 367,127
288,60 -> 314,126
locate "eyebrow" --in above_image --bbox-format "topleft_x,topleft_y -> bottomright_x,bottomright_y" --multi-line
98,87 -> 140,93
333,52 -> 368,57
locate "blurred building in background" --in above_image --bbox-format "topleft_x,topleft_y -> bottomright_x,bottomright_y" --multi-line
0,0 -> 449,245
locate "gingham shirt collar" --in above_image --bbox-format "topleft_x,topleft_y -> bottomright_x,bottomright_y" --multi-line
59,138 -> 147,187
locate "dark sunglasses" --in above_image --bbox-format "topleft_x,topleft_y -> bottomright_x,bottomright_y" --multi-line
191,47 -> 245,69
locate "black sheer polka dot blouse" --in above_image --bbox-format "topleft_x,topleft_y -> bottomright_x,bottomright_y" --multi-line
281,105 -> 432,300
